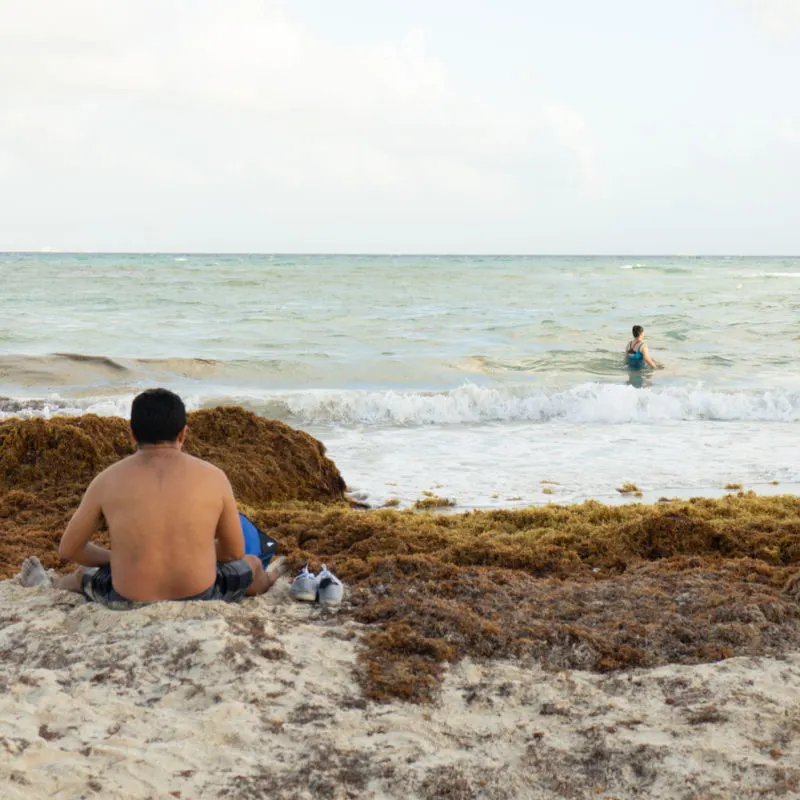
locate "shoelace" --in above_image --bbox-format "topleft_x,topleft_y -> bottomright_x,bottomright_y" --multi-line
317,565 -> 341,587
293,565 -> 314,582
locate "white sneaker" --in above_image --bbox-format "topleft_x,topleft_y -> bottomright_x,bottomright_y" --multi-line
316,564 -> 344,605
289,564 -> 317,602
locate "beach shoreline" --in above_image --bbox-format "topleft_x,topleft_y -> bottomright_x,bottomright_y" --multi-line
3,253 -> 800,517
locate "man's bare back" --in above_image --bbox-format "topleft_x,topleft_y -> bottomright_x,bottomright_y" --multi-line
60,448 -> 243,601
20,388 -> 276,607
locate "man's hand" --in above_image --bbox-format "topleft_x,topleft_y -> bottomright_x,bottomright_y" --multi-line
77,542 -> 112,566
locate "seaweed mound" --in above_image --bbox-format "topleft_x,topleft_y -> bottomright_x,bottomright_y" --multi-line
0,408 -> 346,578
184,407 -> 346,507
0,408 -> 346,507
0,415 -> 133,501
249,496 -> 800,701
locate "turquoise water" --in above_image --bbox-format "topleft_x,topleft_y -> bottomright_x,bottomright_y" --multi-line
2,253 -> 800,508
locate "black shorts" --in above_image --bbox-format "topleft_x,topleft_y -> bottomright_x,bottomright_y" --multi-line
80,560 -> 254,610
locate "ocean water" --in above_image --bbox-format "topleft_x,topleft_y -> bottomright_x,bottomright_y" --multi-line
2,252 -> 799,509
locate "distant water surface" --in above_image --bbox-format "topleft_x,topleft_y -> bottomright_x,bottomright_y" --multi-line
2,253 -> 799,508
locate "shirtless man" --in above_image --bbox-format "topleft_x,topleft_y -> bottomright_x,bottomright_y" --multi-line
19,388 -> 277,608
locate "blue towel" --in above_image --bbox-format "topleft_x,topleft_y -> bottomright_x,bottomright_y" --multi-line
239,513 -> 278,567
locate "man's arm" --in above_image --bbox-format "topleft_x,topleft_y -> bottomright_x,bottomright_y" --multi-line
58,478 -> 111,566
215,474 -> 245,562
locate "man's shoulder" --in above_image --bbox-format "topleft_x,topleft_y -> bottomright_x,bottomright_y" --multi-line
180,453 -> 227,479
94,454 -> 137,479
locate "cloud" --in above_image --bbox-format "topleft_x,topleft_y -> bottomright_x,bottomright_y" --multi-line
543,104 -> 604,195
0,0 -> 604,250
734,0 -> 800,37
0,1 -> 446,116
778,119 -> 799,140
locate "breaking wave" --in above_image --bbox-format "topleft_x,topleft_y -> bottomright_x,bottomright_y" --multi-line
6,383 -> 800,426
262,384 -> 800,425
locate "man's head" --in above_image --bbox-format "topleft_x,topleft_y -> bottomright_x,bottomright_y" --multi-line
632,325 -> 644,338
130,388 -> 187,446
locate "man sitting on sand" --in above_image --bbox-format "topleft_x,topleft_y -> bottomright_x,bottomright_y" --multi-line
19,388 -> 278,609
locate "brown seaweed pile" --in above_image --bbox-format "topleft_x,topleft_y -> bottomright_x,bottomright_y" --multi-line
249,497 -> 800,700
184,407 -> 346,506
2,410 -> 800,703
0,408 -> 345,577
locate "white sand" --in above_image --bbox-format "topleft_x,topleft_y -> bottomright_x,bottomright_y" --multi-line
2,574 -> 800,799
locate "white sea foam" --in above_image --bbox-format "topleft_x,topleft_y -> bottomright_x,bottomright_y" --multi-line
324,418 -> 799,510
7,384 -> 800,426
0,394 -> 203,421
4,386 -> 799,510
257,383 -> 800,426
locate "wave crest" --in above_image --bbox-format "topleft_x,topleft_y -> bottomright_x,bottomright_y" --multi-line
260,383 -> 800,425
5,384 -> 800,426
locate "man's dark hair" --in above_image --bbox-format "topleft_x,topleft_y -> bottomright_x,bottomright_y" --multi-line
632,325 -> 644,338
130,388 -> 187,444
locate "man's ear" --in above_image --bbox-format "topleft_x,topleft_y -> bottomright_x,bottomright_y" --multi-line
176,425 -> 188,449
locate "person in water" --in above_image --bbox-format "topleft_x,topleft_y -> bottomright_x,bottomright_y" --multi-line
625,325 -> 661,370
18,388 -> 279,609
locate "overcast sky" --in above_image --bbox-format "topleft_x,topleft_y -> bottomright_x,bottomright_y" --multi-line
1,0 -> 799,253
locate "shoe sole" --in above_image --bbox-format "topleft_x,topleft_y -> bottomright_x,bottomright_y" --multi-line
290,589 -> 317,602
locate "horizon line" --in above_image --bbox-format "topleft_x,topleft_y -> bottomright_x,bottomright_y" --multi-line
2,251 -> 800,258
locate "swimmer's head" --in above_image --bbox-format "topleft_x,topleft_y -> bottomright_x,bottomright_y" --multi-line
632,325 -> 644,338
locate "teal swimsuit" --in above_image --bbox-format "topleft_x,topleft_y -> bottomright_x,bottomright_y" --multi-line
626,339 -> 644,369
